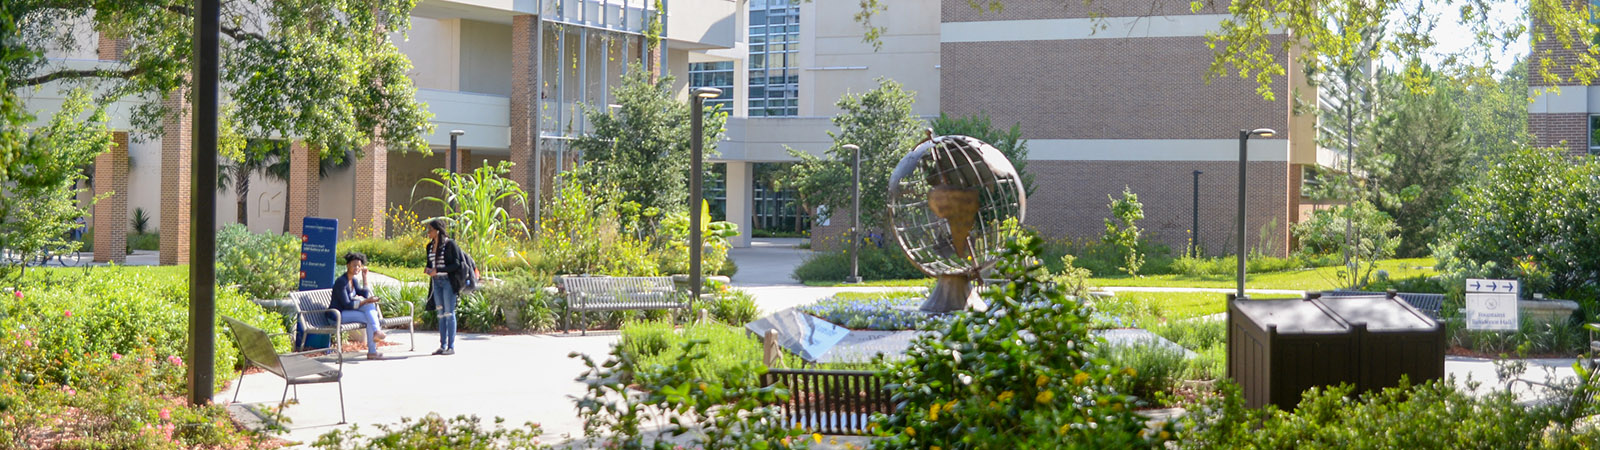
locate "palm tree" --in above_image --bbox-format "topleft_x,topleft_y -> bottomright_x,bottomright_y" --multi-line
265,145 -> 355,232
217,140 -> 288,227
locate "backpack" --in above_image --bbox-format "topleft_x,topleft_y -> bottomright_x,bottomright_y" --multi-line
456,246 -> 482,295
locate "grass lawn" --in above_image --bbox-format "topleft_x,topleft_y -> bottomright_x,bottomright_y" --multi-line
1098,291 -> 1230,322
805,258 -> 1439,291
369,264 -> 430,283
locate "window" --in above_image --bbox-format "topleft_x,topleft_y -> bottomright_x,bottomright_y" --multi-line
688,61 -> 734,112
748,1 -> 799,117
1590,115 -> 1600,155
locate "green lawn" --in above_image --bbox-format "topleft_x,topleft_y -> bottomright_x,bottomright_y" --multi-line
806,258 -> 1438,291
1097,291 -> 1230,322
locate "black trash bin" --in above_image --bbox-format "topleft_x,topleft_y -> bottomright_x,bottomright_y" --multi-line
1227,293 -> 1445,410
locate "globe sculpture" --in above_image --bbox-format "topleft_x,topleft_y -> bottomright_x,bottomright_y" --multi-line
887,132 -> 1027,312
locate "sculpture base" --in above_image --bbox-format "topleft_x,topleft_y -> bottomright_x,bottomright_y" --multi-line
922,274 -> 980,313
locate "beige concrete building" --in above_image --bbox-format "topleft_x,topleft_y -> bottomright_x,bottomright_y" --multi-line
22,0 -> 1323,264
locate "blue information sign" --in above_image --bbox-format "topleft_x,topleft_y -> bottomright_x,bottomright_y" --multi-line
298,217 -> 340,291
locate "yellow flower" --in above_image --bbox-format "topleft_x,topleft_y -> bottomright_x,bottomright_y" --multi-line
1036,390 -> 1055,404
1073,372 -> 1090,385
998,391 -> 1015,402
830,437 -> 839,445
946,400 -> 958,412
928,403 -> 940,421
906,427 -> 916,436
1058,423 -> 1071,435
932,447 -> 942,450
1124,367 -> 1138,377
813,433 -> 823,443
1036,375 -> 1049,387
1159,431 -> 1170,440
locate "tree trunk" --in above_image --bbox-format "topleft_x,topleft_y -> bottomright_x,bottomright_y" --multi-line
235,168 -> 250,226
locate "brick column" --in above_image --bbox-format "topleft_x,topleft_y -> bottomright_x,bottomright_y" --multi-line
97,32 -> 126,60
93,132 -> 129,263
287,141 -> 321,235
159,90 -> 190,265
455,149 -> 473,172
353,141 -> 387,238
511,14 -> 541,222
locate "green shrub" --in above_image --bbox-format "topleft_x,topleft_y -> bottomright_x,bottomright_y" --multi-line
530,180 -> 659,276
790,239 -> 925,282
2,267 -> 284,391
456,293 -> 501,333
1447,314 -> 1589,356
1180,380 -> 1567,449
127,232 -> 160,251
476,274 -> 559,332
869,234 -> 1174,448
338,235 -> 427,267
216,224 -> 299,299
617,320 -> 790,388
1102,186 -> 1147,276
1104,341 -> 1189,403
313,414 -> 549,449
372,283 -> 433,329
705,286 -> 759,325
414,161 -> 531,271
1169,254 -> 1314,277
1438,146 -> 1600,297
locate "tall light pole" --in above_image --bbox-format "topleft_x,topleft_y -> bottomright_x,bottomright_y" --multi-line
844,144 -> 862,284
690,87 -> 722,303
449,130 -> 465,174
1192,170 -> 1202,258
1236,128 -> 1276,300
189,0 -> 220,406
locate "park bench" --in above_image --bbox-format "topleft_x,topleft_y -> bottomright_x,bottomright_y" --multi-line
290,288 -> 415,353
1320,289 -> 1445,320
756,329 -> 894,435
222,316 -> 346,424
552,276 -> 687,335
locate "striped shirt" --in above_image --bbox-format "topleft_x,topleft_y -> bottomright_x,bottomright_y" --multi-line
430,242 -> 448,271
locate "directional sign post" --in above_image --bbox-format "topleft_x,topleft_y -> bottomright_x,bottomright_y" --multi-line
1465,278 -> 1519,331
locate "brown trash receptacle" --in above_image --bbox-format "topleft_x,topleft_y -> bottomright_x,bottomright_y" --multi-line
1227,293 -> 1446,410
1315,293 -> 1446,395
1228,297 -> 1358,409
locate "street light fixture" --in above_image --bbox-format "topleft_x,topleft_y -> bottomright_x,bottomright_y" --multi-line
690,87 -> 722,303
843,144 -> 862,284
448,130 -> 466,174
1236,128 -> 1276,300
1192,170 -> 1202,258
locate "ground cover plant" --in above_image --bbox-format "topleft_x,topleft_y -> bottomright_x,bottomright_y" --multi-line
797,292 -> 944,331
806,257 -> 1441,292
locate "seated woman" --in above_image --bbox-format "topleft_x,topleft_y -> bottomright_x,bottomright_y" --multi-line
332,252 -> 388,360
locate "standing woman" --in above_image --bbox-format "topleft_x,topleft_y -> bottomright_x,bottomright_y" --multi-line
424,219 -> 463,355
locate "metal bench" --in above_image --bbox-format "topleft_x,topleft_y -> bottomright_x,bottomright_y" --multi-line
1321,289 -> 1445,320
222,316 -> 346,424
553,276 -> 686,335
290,288 -> 415,353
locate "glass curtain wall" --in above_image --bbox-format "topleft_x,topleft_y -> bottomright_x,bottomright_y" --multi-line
748,0 -> 799,117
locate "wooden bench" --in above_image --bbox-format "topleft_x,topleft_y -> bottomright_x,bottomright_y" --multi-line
551,276 -> 686,335
290,288 -> 415,352
222,316 -> 346,424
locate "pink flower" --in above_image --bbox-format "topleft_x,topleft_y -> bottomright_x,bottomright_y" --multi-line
62,310 -> 72,318
12,291 -> 20,299
111,353 -> 122,361
22,340 -> 31,348
60,386 -> 75,395
159,408 -> 171,421
167,355 -> 183,366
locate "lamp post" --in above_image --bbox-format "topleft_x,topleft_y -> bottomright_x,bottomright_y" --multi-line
844,144 -> 862,284
1192,170 -> 1202,258
1236,128 -> 1276,300
690,87 -> 723,303
448,130 -> 465,174
189,0 -> 220,406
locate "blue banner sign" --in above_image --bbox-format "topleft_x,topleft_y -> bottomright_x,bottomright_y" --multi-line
298,217 -> 340,291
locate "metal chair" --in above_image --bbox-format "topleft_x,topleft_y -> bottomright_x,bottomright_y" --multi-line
222,316 -> 346,424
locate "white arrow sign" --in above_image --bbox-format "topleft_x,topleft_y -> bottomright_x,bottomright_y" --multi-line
1465,278 -> 1519,331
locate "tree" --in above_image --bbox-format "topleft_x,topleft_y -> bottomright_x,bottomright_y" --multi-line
1102,187 -> 1146,276
1368,69 -> 1473,257
0,91 -> 111,281
782,78 -> 925,232
216,139 -> 287,227
6,0 -> 433,161
931,112 -> 1033,195
572,65 -> 727,222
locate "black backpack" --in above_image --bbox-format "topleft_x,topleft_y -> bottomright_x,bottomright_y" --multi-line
457,249 -> 481,295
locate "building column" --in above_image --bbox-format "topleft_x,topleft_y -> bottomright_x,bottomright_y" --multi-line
455,149 -> 473,172
159,90 -> 190,265
725,161 -> 754,248
287,141 -> 321,235
353,141 -> 387,238
511,14 -> 541,222
93,132 -> 129,263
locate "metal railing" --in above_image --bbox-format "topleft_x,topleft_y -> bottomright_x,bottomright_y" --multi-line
761,369 -> 893,435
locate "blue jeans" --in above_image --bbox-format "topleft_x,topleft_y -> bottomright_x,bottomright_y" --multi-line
339,303 -> 384,352
432,275 -> 458,350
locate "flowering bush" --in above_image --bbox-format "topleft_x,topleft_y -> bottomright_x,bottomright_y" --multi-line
216,223 -> 300,299
799,293 -> 946,331
868,234 -> 1174,448
313,414 -> 549,449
